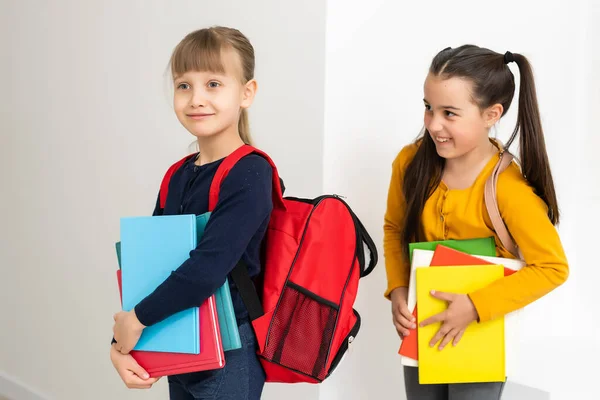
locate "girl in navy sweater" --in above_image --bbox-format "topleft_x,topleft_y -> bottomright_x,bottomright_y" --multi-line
110,26 -> 272,400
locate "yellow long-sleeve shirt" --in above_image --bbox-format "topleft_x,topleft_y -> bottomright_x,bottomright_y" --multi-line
383,142 -> 569,322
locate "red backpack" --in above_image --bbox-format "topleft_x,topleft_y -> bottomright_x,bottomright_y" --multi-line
159,145 -> 378,383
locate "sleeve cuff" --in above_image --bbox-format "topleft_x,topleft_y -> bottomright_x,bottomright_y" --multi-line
134,303 -> 154,327
467,290 -> 492,323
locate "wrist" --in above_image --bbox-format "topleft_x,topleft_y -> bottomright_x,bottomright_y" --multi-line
391,286 -> 408,297
130,309 -> 146,331
465,294 -> 480,322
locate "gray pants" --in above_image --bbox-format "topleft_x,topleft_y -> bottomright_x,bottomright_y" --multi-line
404,367 -> 506,400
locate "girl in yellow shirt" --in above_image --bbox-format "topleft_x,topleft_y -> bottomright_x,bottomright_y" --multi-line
383,45 -> 569,400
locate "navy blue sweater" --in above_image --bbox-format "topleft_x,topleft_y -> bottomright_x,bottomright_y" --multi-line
134,153 -> 273,327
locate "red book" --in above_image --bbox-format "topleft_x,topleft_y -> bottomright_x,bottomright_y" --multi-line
116,270 -> 225,377
430,246 -> 518,277
397,308 -> 419,360
398,245 -> 517,361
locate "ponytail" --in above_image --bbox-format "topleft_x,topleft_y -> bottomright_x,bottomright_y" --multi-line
238,108 -> 253,145
504,54 -> 559,224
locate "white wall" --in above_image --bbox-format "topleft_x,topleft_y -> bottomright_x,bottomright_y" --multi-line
0,1 -> 324,399
2,1 -> 598,399
321,0 -> 599,399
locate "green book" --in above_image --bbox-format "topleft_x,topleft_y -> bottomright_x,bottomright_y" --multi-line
409,237 -> 497,262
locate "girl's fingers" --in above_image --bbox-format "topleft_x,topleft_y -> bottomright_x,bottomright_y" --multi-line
438,328 -> 460,350
453,329 -> 466,346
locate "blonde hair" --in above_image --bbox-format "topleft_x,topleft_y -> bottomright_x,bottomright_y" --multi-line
170,26 -> 255,145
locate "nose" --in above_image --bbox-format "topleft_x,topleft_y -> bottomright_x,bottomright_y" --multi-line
190,88 -> 207,108
426,114 -> 443,134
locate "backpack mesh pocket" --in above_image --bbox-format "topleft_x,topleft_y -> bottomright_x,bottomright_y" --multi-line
263,282 -> 338,381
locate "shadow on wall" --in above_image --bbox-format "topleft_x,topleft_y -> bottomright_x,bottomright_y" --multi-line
502,381 -> 550,400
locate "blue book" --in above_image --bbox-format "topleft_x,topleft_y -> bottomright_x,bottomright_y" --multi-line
120,215 -> 200,354
115,214 -> 242,354
196,213 -> 241,352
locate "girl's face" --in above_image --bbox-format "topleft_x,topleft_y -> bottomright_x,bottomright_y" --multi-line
423,73 -> 498,160
173,49 -> 255,141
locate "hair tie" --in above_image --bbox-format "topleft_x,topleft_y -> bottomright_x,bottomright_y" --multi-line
504,51 -> 515,64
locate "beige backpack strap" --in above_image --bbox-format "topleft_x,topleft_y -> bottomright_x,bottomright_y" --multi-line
484,151 -> 520,259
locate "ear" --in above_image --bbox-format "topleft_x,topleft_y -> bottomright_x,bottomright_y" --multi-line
241,79 -> 258,109
484,103 -> 504,128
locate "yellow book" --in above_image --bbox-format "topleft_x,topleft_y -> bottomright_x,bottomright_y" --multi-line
416,265 -> 505,384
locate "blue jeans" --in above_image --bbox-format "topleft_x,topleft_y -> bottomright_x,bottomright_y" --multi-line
168,322 -> 265,400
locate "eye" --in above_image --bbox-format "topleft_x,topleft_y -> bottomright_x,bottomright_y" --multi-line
445,110 -> 456,117
177,83 -> 190,90
424,104 -> 432,111
208,81 -> 221,88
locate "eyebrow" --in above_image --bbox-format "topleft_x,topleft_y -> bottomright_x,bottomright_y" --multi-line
423,99 -> 462,111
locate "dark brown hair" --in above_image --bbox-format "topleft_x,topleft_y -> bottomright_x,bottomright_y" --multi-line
401,45 -> 559,260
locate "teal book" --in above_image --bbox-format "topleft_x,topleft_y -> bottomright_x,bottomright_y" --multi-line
120,214 -> 200,354
196,213 -> 241,352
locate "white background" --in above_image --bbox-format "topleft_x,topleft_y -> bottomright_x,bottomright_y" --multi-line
1,0 -> 598,399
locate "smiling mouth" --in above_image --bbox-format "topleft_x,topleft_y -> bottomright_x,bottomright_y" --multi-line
187,113 -> 214,120
435,137 -> 451,143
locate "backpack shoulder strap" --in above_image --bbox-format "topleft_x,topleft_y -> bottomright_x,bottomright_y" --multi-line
159,153 -> 197,209
208,144 -> 286,212
484,151 -> 520,259
208,144 -> 285,322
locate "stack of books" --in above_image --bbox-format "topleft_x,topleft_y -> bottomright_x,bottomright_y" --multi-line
114,213 -> 242,377
398,237 -> 526,384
